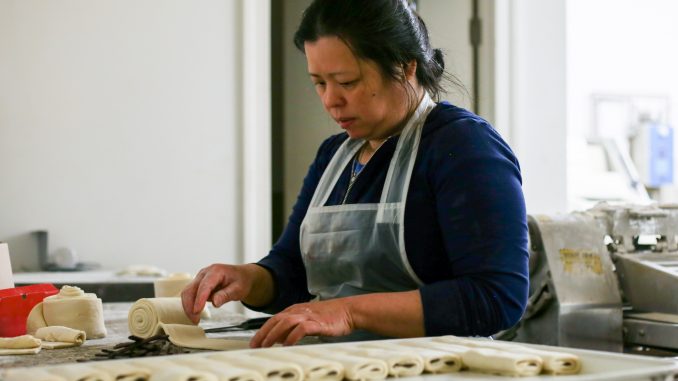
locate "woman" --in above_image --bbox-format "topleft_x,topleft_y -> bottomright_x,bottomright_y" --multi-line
182,0 -> 528,347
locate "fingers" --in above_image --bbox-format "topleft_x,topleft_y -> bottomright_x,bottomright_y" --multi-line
250,309 -> 323,348
181,271 -> 207,324
181,264 -> 240,324
211,285 -> 238,308
250,315 -> 285,348
285,321 -> 321,346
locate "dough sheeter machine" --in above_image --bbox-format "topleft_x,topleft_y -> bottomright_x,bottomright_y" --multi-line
507,203 -> 678,355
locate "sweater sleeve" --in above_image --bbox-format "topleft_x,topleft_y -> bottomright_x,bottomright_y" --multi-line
419,118 -> 529,337
247,134 -> 344,314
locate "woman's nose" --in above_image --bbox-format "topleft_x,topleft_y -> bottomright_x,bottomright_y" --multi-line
322,84 -> 345,109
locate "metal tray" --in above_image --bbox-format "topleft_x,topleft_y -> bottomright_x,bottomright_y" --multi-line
372,340 -> 678,381
2,337 -> 677,381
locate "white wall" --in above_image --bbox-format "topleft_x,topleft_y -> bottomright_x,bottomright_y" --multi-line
496,0 -> 569,214
567,0 -> 678,203
418,0 -> 473,111
282,0 -> 335,218
0,0 -> 271,273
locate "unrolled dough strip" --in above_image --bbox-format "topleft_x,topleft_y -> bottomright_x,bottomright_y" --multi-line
49,364 -> 114,381
336,347 -> 424,377
399,340 -> 542,377
174,356 -> 264,381
160,323 -> 250,351
0,334 -> 41,355
35,326 -> 86,349
129,359 -> 218,381
294,347 -> 388,381
208,352 -> 304,381
36,286 -> 107,339
128,298 -> 194,338
433,336 -> 581,375
2,368 -> 67,381
359,342 -> 462,374
92,361 -> 152,381
250,349 -> 344,381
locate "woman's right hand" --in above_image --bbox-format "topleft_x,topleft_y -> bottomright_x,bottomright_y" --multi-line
181,263 -> 271,324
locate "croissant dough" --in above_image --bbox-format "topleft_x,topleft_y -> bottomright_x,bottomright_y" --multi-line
153,274 -> 212,319
161,323 -> 249,351
433,335 -> 581,375
129,359 -> 218,381
0,336 -> 586,379
294,347 -> 388,381
128,298 -> 194,338
151,368 -> 218,381
0,335 -> 41,355
250,349 -> 344,381
92,361 -> 152,381
0,335 -> 41,349
35,326 -> 86,349
29,286 -> 107,339
26,301 -> 48,335
49,364 -> 114,381
174,356 -> 263,381
401,340 -> 543,377
360,342 -> 462,374
208,352 -> 304,381
337,347 -> 424,377
2,369 -> 67,381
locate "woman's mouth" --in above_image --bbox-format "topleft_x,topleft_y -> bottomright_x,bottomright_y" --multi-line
337,118 -> 356,129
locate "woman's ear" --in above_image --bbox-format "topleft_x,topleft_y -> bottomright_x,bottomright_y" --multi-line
404,60 -> 417,81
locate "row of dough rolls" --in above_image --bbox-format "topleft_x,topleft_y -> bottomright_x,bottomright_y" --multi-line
433,336 -> 582,375
2,336 -> 583,380
397,340 -> 542,377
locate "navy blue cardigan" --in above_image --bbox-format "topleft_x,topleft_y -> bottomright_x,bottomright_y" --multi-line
253,103 -> 529,337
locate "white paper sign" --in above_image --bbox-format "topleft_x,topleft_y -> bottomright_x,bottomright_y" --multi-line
0,242 -> 15,290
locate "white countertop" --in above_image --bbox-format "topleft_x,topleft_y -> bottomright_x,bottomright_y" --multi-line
12,270 -> 160,284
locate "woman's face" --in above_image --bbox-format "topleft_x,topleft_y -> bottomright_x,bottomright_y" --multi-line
304,36 -> 415,141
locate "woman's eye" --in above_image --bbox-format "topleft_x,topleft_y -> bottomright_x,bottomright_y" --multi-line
314,82 -> 326,88
340,80 -> 357,87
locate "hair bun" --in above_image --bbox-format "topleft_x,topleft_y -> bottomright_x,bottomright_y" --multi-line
432,48 -> 445,77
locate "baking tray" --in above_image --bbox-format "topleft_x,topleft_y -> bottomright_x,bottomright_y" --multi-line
2,337 -> 677,380
392,342 -> 678,380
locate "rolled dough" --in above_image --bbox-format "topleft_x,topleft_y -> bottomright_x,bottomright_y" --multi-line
35,326 -> 86,349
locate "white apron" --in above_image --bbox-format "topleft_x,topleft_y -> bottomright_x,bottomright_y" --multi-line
299,93 -> 436,340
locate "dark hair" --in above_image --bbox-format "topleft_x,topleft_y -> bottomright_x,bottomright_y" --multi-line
294,0 -> 455,101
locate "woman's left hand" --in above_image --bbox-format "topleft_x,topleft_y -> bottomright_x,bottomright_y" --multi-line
249,299 -> 355,347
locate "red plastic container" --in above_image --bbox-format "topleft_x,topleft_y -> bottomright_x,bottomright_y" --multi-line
0,284 -> 58,337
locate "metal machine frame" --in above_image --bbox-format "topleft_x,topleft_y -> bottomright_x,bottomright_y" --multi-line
510,203 -> 678,354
